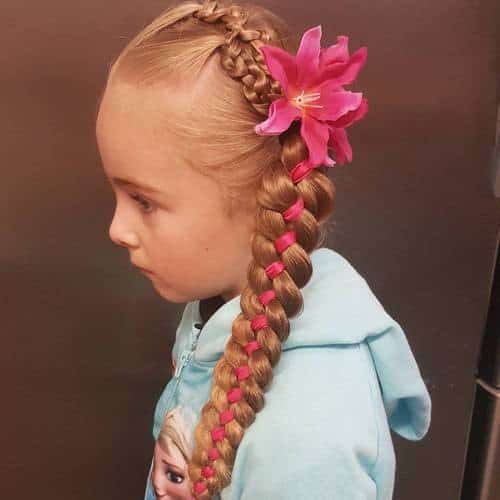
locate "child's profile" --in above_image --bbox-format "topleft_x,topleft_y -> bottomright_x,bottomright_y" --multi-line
95,1 -> 431,498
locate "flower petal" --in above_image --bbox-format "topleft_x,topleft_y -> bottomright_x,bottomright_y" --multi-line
310,35 -> 349,88
319,35 -> 349,66
330,97 -> 369,128
309,89 -> 363,122
328,127 -> 352,165
259,45 -> 298,95
316,46 -> 368,87
295,25 -> 322,88
254,98 -> 301,135
300,114 -> 330,166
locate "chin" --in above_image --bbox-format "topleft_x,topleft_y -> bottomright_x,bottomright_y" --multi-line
151,283 -> 189,304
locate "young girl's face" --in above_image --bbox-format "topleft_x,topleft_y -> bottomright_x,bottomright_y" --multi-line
151,438 -> 193,500
95,79 -> 255,303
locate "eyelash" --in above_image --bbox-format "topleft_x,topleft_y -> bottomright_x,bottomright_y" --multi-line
129,193 -> 153,214
166,469 -> 184,484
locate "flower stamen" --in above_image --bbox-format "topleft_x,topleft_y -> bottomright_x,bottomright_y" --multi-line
292,90 -> 323,109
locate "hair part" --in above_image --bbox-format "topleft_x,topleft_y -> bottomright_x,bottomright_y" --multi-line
104,1 -> 336,497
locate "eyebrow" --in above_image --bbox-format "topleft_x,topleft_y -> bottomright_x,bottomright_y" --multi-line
111,176 -> 165,195
161,459 -> 184,473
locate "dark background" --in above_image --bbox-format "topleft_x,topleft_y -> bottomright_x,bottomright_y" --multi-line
2,0 -> 499,498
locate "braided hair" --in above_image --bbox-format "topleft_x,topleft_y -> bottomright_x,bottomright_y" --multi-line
107,1 -> 336,497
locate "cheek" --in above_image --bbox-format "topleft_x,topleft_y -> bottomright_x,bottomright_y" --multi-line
146,209 -> 241,286
155,211 -> 231,253
191,211 -> 240,250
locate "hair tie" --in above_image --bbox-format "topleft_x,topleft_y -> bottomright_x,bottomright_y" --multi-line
234,365 -> 251,381
282,197 -> 304,221
194,480 -> 207,495
265,260 -> 286,279
244,340 -> 261,356
250,314 -> 268,332
259,289 -> 276,306
290,160 -> 314,183
211,426 -> 226,442
274,230 -> 296,253
227,387 -> 243,403
219,409 -> 234,425
202,465 -> 215,478
208,447 -> 220,461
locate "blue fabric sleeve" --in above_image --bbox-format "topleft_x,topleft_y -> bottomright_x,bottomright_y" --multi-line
365,320 -> 432,441
221,345 -> 380,500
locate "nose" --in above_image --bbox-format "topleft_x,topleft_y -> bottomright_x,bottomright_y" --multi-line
108,205 -> 140,249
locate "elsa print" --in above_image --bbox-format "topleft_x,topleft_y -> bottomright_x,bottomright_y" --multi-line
151,405 -> 198,500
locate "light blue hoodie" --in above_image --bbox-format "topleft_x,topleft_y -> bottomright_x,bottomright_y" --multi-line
144,246 -> 432,500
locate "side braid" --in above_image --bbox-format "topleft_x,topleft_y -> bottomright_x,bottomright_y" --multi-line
187,2 -> 335,497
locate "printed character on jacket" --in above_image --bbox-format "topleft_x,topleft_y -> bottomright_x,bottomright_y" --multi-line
150,405 -> 198,499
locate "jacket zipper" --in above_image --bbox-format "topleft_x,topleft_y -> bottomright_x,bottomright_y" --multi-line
162,322 -> 203,410
174,349 -> 193,378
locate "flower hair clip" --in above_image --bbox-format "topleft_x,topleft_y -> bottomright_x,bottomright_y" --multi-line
254,25 -> 368,173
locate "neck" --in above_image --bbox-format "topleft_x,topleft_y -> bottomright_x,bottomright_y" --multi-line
199,294 -> 226,326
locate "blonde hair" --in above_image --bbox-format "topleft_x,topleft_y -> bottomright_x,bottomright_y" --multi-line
158,405 -> 198,463
104,1 -> 336,496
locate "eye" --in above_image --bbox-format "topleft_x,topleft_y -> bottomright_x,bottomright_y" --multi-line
166,470 -> 184,484
129,193 -> 153,214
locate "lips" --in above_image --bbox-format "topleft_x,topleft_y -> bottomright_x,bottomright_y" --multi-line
132,262 -> 152,273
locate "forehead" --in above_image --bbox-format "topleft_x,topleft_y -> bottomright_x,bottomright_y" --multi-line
96,81 -> 190,184
156,435 -> 186,465
94,65 -> 229,208
96,53 -> 221,164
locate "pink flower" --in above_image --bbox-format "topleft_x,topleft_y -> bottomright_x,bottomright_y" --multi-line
254,25 -> 368,168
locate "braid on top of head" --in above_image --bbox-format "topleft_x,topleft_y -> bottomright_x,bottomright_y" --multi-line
193,1 -> 283,115
187,1 -> 335,498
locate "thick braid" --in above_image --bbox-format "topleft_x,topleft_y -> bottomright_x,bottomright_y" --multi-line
187,2 -> 335,497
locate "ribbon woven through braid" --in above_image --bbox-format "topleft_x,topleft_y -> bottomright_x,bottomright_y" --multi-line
183,3 -> 368,498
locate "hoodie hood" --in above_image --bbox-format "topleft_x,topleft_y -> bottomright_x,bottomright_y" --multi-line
179,246 -> 431,441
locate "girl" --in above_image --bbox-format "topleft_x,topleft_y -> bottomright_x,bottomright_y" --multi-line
95,1 -> 432,498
